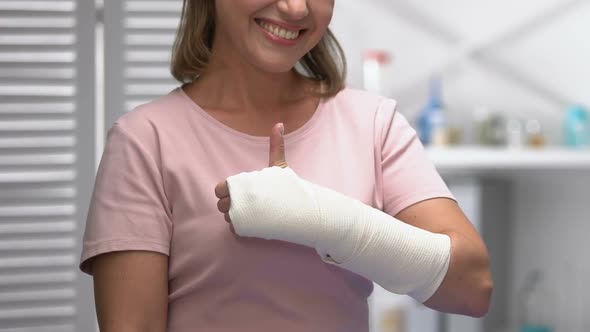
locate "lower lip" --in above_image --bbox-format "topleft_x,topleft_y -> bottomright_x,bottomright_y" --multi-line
255,21 -> 302,47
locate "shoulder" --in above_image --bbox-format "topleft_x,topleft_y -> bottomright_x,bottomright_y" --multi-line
106,87 -> 187,157
112,88 -> 187,140
328,88 -> 417,145
329,87 -> 398,119
325,87 -> 400,134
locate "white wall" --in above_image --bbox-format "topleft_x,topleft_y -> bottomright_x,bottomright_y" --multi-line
331,0 -> 590,145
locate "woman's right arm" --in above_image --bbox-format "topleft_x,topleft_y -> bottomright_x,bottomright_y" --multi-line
92,251 -> 169,332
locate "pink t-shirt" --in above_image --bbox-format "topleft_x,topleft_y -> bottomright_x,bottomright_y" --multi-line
80,86 -> 454,332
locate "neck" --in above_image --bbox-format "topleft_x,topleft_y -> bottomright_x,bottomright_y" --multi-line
189,38 -> 315,114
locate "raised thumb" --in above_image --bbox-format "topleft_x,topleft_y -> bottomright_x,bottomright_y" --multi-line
269,123 -> 288,168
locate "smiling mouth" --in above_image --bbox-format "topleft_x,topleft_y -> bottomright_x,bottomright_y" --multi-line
255,19 -> 306,41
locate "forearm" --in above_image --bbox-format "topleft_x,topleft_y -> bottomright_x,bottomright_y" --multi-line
227,166 -> 452,302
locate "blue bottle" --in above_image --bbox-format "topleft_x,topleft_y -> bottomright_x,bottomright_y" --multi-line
565,105 -> 589,148
418,77 -> 447,146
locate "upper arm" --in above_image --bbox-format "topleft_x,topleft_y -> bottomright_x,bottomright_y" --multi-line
395,197 -> 490,278
375,104 -> 455,217
394,197 -> 482,243
375,105 -> 485,250
93,251 -> 169,332
80,121 -> 172,272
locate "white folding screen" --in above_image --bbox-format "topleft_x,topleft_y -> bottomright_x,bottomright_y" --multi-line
0,0 -> 96,330
104,0 -> 182,129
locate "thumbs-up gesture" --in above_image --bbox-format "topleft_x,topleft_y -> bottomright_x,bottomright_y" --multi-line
268,122 -> 288,169
214,123 -> 287,228
215,123 -> 325,248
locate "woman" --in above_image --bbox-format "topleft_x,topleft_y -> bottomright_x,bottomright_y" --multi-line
80,0 -> 493,331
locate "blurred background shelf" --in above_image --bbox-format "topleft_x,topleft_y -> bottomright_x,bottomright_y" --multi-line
427,147 -> 590,173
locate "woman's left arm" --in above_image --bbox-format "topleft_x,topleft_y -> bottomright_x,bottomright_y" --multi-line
395,197 -> 493,317
217,122 -> 493,317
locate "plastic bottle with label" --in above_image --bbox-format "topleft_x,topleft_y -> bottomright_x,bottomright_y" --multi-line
564,105 -> 589,148
418,77 -> 447,146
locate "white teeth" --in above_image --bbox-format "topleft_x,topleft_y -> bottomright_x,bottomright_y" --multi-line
257,20 -> 300,40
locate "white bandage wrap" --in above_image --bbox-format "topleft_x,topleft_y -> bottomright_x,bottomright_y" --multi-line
226,166 -> 451,302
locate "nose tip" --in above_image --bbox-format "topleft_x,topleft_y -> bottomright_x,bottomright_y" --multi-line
278,0 -> 309,20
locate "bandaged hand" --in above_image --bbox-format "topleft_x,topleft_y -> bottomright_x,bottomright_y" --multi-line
214,123 -> 451,302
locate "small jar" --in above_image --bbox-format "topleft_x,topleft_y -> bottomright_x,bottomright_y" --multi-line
506,118 -> 524,149
479,112 -> 507,146
525,119 -> 545,148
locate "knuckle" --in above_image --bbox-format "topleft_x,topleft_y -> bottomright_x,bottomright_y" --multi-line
221,197 -> 230,212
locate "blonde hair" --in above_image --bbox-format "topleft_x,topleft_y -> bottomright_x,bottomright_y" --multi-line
170,0 -> 347,97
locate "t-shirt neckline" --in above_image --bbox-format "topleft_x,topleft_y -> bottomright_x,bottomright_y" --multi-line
175,85 -> 327,145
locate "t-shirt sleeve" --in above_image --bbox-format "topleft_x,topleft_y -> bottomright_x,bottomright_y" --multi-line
374,99 -> 455,217
79,121 -> 172,275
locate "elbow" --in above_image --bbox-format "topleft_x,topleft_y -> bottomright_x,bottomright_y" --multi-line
424,264 -> 494,318
465,271 -> 494,318
456,234 -> 494,318
424,232 -> 495,318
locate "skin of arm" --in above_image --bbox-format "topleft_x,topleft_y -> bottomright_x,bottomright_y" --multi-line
92,251 -> 169,332
395,197 -> 493,317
